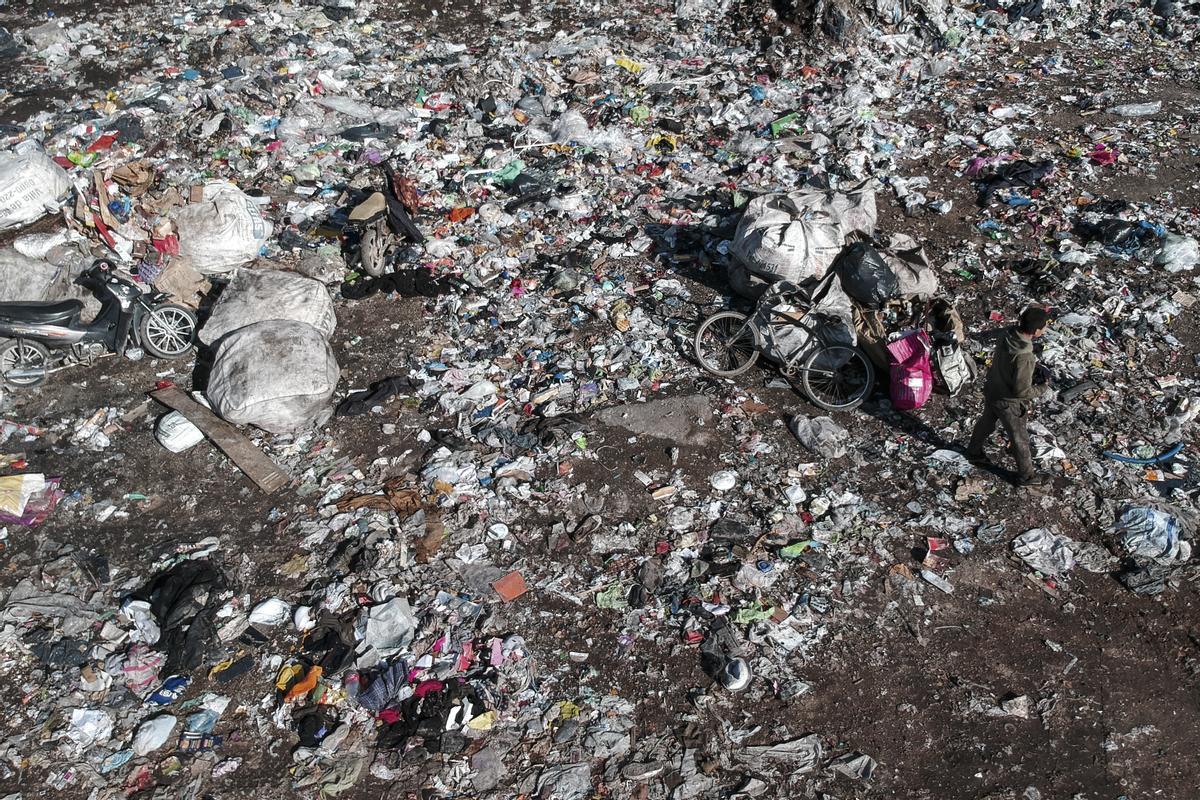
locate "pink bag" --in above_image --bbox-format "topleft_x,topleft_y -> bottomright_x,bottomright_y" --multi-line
886,331 -> 933,411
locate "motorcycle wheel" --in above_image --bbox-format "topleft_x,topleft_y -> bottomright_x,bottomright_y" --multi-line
0,340 -> 51,387
139,304 -> 198,359
359,219 -> 388,277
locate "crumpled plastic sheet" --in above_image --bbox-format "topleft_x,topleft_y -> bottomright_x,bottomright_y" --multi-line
1011,529 -> 1076,576
1,579 -> 94,636
534,762 -> 592,800
829,751 -> 877,780
581,722 -> 632,761
1114,506 -> 1192,564
357,597 -> 417,660
789,415 -> 849,460
675,748 -> 717,800
1154,233 -> 1200,273
470,745 -> 506,791
132,714 -> 177,755
122,643 -> 166,697
1070,542 -> 1119,574
734,734 -> 823,773
67,708 -> 113,750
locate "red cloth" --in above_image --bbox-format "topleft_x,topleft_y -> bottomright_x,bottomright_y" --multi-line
413,680 -> 445,698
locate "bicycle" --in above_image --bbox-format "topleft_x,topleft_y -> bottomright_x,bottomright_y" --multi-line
693,274 -> 875,411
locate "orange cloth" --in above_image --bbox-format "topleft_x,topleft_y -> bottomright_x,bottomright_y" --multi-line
284,666 -> 323,703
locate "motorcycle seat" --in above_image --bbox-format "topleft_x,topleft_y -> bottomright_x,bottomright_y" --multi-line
0,299 -> 84,325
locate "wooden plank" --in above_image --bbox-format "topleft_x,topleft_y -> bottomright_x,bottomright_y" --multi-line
150,387 -> 289,494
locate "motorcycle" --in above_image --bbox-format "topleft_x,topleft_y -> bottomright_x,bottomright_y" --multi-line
0,259 -> 198,387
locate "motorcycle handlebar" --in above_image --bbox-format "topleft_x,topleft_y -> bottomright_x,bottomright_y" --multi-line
75,259 -> 118,288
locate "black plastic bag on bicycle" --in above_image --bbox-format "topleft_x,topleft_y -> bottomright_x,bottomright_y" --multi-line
832,242 -> 900,309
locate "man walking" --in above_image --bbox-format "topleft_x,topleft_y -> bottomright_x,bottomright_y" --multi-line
966,306 -> 1051,487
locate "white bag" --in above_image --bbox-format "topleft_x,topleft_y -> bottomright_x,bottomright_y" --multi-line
791,180 -> 879,239
175,182 -> 271,275
198,269 -> 336,346
933,343 -> 971,396
155,392 -> 211,453
0,248 -> 71,301
731,194 -> 843,284
753,273 -> 856,365
0,248 -> 100,318
0,150 -> 72,231
206,320 -> 339,434
132,715 -> 176,756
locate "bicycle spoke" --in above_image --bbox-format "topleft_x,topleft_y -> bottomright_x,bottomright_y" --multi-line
802,346 -> 870,409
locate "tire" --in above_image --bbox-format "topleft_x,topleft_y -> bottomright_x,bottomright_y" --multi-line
798,345 -> 874,411
693,311 -> 760,377
360,219 -> 387,277
139,304 -> 197,359
0,339 -> 50,387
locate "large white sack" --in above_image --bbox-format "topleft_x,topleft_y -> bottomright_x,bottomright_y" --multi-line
0,248 -> 71,301
206,320 -> 339,434
199,268 -> 336,346
0,150 -> 72,231
792,180 -> 878,239
0,247 -> 102,316
731,194 -> 843,284
175,183 -> 271,275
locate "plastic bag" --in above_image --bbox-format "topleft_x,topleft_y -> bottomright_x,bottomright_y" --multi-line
886,331 -> 933,411
754,274 -> 856,365
551,110 -> 591,144
156,393 -> 211,453
932,341 -> 971,396
1154,233 -> 1199,273
1012,528 -> 1076,576
792,180 -> 878,239
832,242 -> 899,308
206,320 -> 340,434
878,233 -> 939,299
727,259 -> 770,300
175,182 -> 272,275
198,269 -> 336,346
0,473 -> 62,526
1114,506 -> 1191,564
0,150 -> 72,231
731,193 -> 843,284
132,715 -> 177,756
0,248 -> 72,302
788,415 -> 849,459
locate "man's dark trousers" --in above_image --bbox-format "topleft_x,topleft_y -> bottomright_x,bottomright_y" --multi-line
967,398 -> 1035,480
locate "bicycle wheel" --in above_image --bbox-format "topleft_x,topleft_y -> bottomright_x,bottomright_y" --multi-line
693,311 -> 760,377
798,345 -> 874,411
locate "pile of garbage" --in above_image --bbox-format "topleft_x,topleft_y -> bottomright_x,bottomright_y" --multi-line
0,0 -> 1196,796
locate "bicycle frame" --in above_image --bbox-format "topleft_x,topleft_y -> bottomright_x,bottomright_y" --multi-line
726,302 -> 842,378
